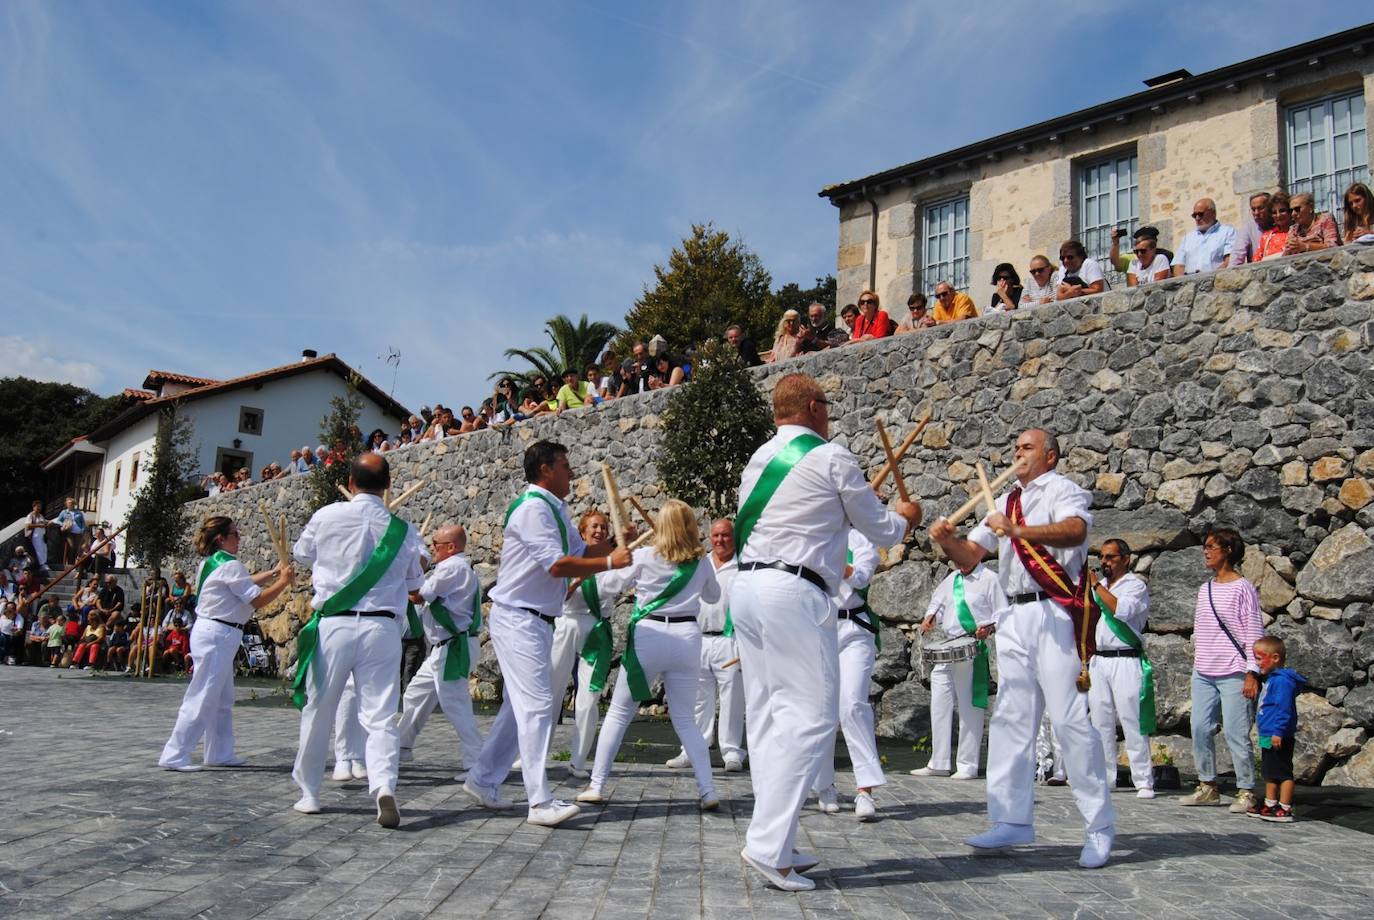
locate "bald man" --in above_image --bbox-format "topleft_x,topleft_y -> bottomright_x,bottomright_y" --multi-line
1173,197 -> 1236,276
396,525 -> 485,776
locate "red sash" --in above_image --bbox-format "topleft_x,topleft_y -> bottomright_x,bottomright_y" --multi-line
1006,487 -> 1097,663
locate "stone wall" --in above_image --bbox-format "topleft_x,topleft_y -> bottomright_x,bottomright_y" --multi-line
181,245 -> 1374,786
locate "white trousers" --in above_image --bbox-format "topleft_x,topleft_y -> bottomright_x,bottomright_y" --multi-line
292,615 -> 401,800
469,605 -> 556,807
397,639 -> 484,768
733,570 -> 838,870
690,634 -> 746,761
1089,655 -> 1153,791
815,618 -> 885,790
987,600 -> 1114,833
31,533 -> 48,569
928,658 -> 986,775
547,613 -> 601,770
333,677 -> 364,763
159,619 -> 241,766
590,619 -> 715,796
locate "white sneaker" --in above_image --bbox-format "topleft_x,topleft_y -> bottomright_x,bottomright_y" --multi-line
854,792 -> 876,822
966,822 -> 1035,852
700,792 -> 720,811
665,751 -> 691,769
526,800 -> 580,827
1136,788 -> 1156,799
205,757 -> 247,768
575,786 -> 604,804
723,754 -> 744,772
950,769 -> 979,780
350,761 -> 368,780
909,765 -> 952,777
741,849 -> 815,891
567,764 -> 590,780
398,748 -> 415,764
292,796 -> 321,815
1078,828 -> 1114,869
462,778 -> 513,810
816,784 -> 840,814
331,761 -> 353,782
790,850 -> 820,872
376,791 -> 401,829
160,761 -> 202,773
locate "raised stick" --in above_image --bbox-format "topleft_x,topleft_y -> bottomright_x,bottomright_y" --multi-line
600,462 -> 634,547
386,480 -> 425,511
22,524 -> 128,606
975,463 -> 998,515
259,502 -> 291,571
337,484 -> 354,502
875,419 -> 910,503
870,409 -> 931,488
628,497 -> 657,534
383,488 -> 393,506
941,459 -> 1028,525
419,512 -> 433,539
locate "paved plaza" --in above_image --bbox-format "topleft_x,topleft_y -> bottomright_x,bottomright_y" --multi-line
1,666 -> 1372,920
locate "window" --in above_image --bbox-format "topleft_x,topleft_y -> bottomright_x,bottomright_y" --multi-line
130,453 -> 140,489
1077,151 -> 1139,266
922,196 -> 970,292
238,406 -> 264,436
215,447 -> 253,478
112,461 -> 121,495
1287,90 -> 1368,216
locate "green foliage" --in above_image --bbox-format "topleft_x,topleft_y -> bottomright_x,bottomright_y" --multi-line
308,378 -> 365,513
492,313 -> 619,394
619,223 -> 777,356
774,274 -> 838,317
123,406 -> 197,570
656,341 -> 774,518
0,377 -> 127,521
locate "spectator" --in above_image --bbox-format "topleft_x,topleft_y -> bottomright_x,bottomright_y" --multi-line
769,310 -> 803,363
169,570 -> 195,613
0,601 -> 21,665
799,302 -> 842,352
0,572 -> 15,606
1179,527 -> 1264,814
1109,226 -> 1173,272
163,618 -> 192,672
1342,181 -> 1374,242
314,446 -> 329,468
988,264 -> 1024,313
73,576 -> 99,621
851,291 -> 894,341
556,367 -> 597,412
24,500 -> 50,576
162,595 -> 192,630
106,618 -> 132,672
520,379 -> 555,417
286,449 -> 302,473
26,611 -> 50,665
97,575 -> 126,622
232,467 -> 252,489
647,354 -> 685,389
838,303 -> 861,339
586,363 -> 614,402
1250,635 -> 1303,823
1286,192 -> 1340,254
90,524 -> 115,576
62,610 -> 81,658
458,405 -> 488,431
491,378 -> 522,423
1231,192 -> 1273,266
46,614 -> 64,666
1173,198 -> 1236,276
1020,255 -> 1057,307
1126,233 -> 1172,286
54,497 -> 86,566
366,429 -> 390,453
932,281 -> 979,322
896,293 -> 936,333
626,342 -> 654,394
724,325 -> 763,367
71,612 -> 106,670
1255,191 -> 1292,262
1053,241 -> 1107,300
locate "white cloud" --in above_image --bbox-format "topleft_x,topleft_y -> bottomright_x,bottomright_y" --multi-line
0,335 -> 102,388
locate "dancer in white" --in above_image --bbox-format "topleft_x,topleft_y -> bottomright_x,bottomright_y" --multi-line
1087,538 -> 1156,798
911,560 -> 1001,779
929,428 -> 1116,869
666,518 -> 744,773
578,499 -> 722,808
331,678 -> 367,781
814,528 -> 885,821
159,515 -> 292,771
290,453 -> 424,828
732,374 -> 920,891
464,440 -> 631,827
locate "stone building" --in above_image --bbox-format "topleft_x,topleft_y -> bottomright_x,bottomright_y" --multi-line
820,24 -> 1374,319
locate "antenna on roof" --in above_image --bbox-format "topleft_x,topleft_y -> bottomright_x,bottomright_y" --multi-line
380,347 -> 402,398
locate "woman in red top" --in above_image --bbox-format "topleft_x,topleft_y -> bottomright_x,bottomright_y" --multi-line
1256,191 -> 1292,261
851,290 -> 893,341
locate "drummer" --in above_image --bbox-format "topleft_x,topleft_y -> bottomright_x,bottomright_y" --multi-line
910,559 -> 1005,779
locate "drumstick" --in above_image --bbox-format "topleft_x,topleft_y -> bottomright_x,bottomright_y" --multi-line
942,459 -> 1028,525
870,409 -> 931,488
628,497 -> 657,534
387,481 -> 426,511
875,419 -> 910,503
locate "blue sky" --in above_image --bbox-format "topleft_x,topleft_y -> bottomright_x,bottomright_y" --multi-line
1,1 -> 1368,415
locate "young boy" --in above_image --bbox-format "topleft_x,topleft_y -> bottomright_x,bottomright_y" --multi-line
1251,636 -> 1304,823
162,619 -> 192,673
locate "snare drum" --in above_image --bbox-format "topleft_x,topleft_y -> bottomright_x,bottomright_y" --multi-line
923,642 -> 978,666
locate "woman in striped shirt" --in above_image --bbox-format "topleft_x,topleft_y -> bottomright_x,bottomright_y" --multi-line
1179,527 -> 1264,813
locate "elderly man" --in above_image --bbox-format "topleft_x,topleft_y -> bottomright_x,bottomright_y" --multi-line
1174,198 -> 1236,276
725,325 -> 763,367
932,282 -> 979,322
1287,192 -> 1341,254
799,302 -> 841,353
1231,192 -> 1273,266
930,429 -> 1115,869
1053,242 -> 1107,300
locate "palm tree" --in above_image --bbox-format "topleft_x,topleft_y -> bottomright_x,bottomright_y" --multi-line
492,313 -> 619,393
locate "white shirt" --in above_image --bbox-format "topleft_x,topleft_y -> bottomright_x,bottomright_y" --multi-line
293,492 -> 424,617
1020,276 -> 1056,307
697,554 -> 737,633
923,564 -> 1005,647
1050,257 -> 1106,290
418,552 -> 479,644
195,556 -> 261,626
1127,253 -> 1172,284
24,513 -> 47,537
736,424 -> 908,594
490,485 -> 587,616
1231,217 -> 1262,266
969,469 -> 1094,598
1174,221 -> 1236,274
1093,571 -> 1150,649
602,546 -> 720,616
837,529 -> 878,612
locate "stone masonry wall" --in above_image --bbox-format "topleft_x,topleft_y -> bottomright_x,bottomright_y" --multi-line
181,245 -> 1374,786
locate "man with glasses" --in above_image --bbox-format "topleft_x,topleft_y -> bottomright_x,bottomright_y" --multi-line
932,282 -> 978,323
1020,256 -> 1057,308
1173,198 -> 1236,276
1286,192 -> 1340,254
1231,192 -> 1273,266
1126,234 -> 1171,287
1053,241 -> 1106,301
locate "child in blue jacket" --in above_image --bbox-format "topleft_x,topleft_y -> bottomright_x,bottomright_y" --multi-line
1251,636 -> 1304,823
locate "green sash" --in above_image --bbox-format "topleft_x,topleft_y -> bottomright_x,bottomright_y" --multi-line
1093,589 -> 1157,734
504,490 -> 569,553
197,551 -> 235,595
404,602 -> 424,640
623,560 -> 700,702
427,600 -> 470,680
953,574 -> 990,710
845,548 -> 881,652
468,581 -> 483,637
578,577 -> 614,693
735,433 -> 825,554
291,514 -> 410,710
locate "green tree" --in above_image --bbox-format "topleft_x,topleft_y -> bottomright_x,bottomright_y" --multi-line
491,313 -> 619,394
308,379 -> 365,513
123,405 -> 197,570
620,224 -> 777,357
656,340 -> 774,518
774,274 -> 838,317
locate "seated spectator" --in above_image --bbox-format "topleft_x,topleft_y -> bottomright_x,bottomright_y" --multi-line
366,429 -> 390,453
586,363 -> 614,402
799,302 -> 843,352
232,467 -> 252,488
26,612 -> 49,666
1054,242 -> 1107,300
1127,234 -> 1172,286
933,281 -> 980,322
0,572 -> 15,605
1109,226 -> 1173,272
988,264 -> 1024,313
169,570 -> 194,613
838,303 -> 861,339
296,447 -> 313,473
162,595 -> 191,630
286,449 -> 302,473
1173,198 -> 1236,276
71,612 -> 106,670
769,310 -> 803,363
851,291 -> 894,341
46,614 -> 65,666
73,576 -> 99,621
724,325 -> 763,367
97,574 -> 126,622
314,445 -> 330,468
106,618 -> 131,672
1287,192 -> 1340,254
1231,192 -> 1273,265
62,610 -> 81,652
458,405 -> 488,431
647,354 -> 686,389
1342,181 -> 1374,242
1256,191 -> 1292,261
1020,255 -> 1056,307
896,293 -> 936,333
519,380 -> 554,417
490,378 -> 523,423
163,619 -> 192,672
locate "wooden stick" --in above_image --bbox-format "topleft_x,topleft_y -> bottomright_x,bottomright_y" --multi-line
383,487 -> 393,506
386,480 -> 425,512
258,503 -> 291,572
870,409 -> 932,488
600,462 -> 634,546
568,529 -> 654,591
941,459 -> 1028,525
975,463 -> 998,515
337,484 -> 354,501
418,512 -> 433,539
22,524 -> 128,606
875,419 -> 910,503
627,497 -> 657,534
722,657 -> 740,669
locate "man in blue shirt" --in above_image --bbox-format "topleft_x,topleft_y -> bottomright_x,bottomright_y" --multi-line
1172,198 -> 1237,276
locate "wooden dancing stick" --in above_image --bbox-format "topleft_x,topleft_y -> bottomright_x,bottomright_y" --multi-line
941,458 -> 1028,525
975,463 -> 998,515
337,484 -> 354,502
627,497 -> 657,534
875,419 -> 910,503
722,657 -> 740,669
383,488 -> 393,506
258,502 -> 292,571
419,512 -> 433,539
23,524 -> 128,606
869,409 -> 932,488
386,480 -> 426,512
600,462 -> 634,546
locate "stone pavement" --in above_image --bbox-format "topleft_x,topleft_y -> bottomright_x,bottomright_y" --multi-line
2,666 -> 1371,920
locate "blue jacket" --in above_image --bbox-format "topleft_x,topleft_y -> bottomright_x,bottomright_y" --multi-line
1256,668 -> 1305,738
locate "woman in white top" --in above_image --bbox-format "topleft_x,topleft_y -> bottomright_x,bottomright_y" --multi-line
158,515 -> 293,772
578,500 -> 721,809
24,501 -> 50,571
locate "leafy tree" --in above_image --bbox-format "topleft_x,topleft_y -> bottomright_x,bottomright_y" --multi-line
620,224 -> 777,357
123,405 -> 197,570
308,378 -> 365,513
491,313 -> 619,394
656,340 -> 775,518
774,274 -> 838,317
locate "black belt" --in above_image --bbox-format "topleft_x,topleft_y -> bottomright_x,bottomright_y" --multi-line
518,606 -> 557,627
642,614 -> 698,624
739,561 -> 827,593
1095,648 -> 1141,658
702,630 -> 725,636
336,610 -> 397,619
209,618 -> 244,630
1008,591 -> 1052,605
838,606 -> 878,635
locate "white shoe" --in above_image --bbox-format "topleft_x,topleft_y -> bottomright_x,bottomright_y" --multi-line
398,748 -> 415,764
1136,788 -> 1156,799
350,762 -> 368,780
526,799 -> 580,827
160,761 -> 202,773
700,792 -> 720,811
909,766 -> 952,777
723,754 -> 744,772
854,792 -> 876,822
791,850 -> 820,872
205,757 -> 247,768
1078,828 -> 1114,869
576,786 -> 604,804
511,758 -> 523,771
567,764 -> 590,780
376,792 -> 400,829
462,778 -> 513,810
950,769 -> 979,780
741,849 -> 815,891
451,770 -> 469,783
331,761 -> 353,782
665,751 -> 691,769
292,796 -> 321,815
966,822 -> 1035,852
816,784 -> 840,814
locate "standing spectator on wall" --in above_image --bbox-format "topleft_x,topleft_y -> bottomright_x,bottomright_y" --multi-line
933,282 -> 980,321
1286,192 -> 1340,253
1173,198 -> 1236,276
1255,192 -> 1293,262
1110,226 -> 1173,272
1020,256 -> 1057,307
850,291 -> 894,341
1231,192 -> 1273,266
1342,182 -> 1374,242
54,498 -> 86,567
1126,234 -> 1172,286
1053,242 -> 1107,300
987,264 -> 1023,313
724,325 -> 763,367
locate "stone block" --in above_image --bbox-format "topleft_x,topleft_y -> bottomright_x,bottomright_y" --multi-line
1296,523 -> 1374,604
1340,478 -> 1374,511
1147,633 -> 1194,733
876,678 -> 931,740
1293,693 -> 1345,784
1269,618 -> 1355,691
1148,549 -> 1211,632
1310,456 -> 1349,482
1322,738 -> 1374,787
868,561 -> 938,625
1156,478 -> 1202,512
1090,507 -> 1192,553
1240,546 -> 1297,613
1281,460 -> 1308,486
1326,726 -> 1368,759
1347,271 -> 1374,300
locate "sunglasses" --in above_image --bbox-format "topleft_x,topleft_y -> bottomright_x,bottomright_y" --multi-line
1029,266 -> 1051,274
1132,247 -> 1152,255
1190,211 -> 1211,219
858,298 -> 877,306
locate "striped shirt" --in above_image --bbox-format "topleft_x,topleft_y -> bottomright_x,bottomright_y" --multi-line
1192,577 -> 1263,677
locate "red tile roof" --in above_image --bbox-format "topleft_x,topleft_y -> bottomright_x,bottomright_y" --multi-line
142,370 -> 222,390
122,388 -> 155,400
